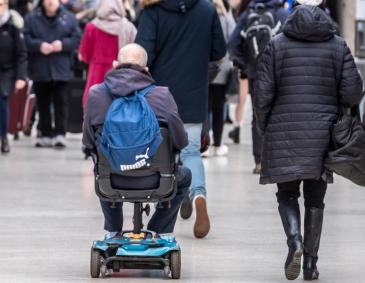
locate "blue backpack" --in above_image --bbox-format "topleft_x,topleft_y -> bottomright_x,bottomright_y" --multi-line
98,84 -> 163,172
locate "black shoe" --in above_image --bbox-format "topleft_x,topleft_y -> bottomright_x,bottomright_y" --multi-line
1,137 -> 10,154
228,127 -> 240,144
180,194 -> 193,220
303,207 -> 324,281
279,200 -> 303,281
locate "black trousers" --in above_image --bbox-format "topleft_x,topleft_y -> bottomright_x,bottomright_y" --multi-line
276,179 -> 328,209
249,79 -> 263,164
33,81 -> 69,137
208,84 -> 226,147
100,166 -> 191,233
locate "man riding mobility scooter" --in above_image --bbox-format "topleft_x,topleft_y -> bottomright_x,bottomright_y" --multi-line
89,83 -> 183,279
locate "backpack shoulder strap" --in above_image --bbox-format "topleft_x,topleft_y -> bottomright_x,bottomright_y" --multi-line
136,84 -> 157,97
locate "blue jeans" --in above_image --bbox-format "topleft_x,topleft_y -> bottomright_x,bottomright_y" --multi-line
180,123 -> 207,200
0,96 -> 8,137
100,166 -> 191,233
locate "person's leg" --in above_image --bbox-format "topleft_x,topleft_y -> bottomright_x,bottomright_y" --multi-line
99,200 -> 124,233
0,96 -> 10,153
277,180 -> 304,280
148,166 -> 191,233
180,123 -> 210,238
229,78 -> 248,144
53,81 -> 69,147
33,82 -> 53,146
250,79 -> 263,174
302,179 -> 327,281
211,84 -> 227,148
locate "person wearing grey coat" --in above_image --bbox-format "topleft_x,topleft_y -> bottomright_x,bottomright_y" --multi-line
207,0 -> 235,156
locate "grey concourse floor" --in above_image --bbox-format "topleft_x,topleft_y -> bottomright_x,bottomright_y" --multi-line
0,124 -> 365,283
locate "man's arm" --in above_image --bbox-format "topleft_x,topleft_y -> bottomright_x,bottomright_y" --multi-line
135,8 -> 157,67
254,42 -> 276,135
82,88 -> 97,150
60,15 -> 81,52
228,12 -> 247,68
210,10 -> 227,61
165,92 -> 188,151
23,14 -> 43,54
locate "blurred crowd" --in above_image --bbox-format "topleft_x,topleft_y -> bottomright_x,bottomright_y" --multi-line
0,0 -> 301,154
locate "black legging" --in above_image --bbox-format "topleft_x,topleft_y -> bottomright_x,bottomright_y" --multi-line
208,84 -> 226,147
276,179 -> 328,209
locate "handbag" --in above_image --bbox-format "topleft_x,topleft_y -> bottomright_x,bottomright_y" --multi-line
324,106 -> 365,186
225,67 -> 239,96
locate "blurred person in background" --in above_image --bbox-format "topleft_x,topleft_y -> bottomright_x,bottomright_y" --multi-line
228,0 -> 288,174
79,0 -> 136,106
24,0 -> 81,148
206,0 -> 235,157
0,0 -> 27,153
136,0 -> 226,239
227,0 -> 250,146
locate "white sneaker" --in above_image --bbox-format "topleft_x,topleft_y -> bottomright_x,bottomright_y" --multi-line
35,137 -> 53,148
214,145 -> 229,156
201,147 -> 212,158
54,135 -> 66,148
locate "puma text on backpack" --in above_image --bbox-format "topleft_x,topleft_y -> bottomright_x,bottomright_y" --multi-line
98,84 -> 163,172
241,3 -> 282,65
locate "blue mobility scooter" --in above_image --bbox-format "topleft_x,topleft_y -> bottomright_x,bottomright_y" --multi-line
90,127 -> 181,279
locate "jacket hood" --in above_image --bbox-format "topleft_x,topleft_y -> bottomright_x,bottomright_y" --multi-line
142,0 -> 199,13
283,5 -> 336,42
104,65 -> 155,97
249,0 -> 283,9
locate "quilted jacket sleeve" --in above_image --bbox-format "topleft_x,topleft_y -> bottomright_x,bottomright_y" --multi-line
338,41 -> 364,107
254,42 -> 276,135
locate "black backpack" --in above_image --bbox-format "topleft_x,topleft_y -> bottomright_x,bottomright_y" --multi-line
241,3 -> 282,65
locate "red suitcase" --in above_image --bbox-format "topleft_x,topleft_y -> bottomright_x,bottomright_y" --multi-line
8,81 -> 35,135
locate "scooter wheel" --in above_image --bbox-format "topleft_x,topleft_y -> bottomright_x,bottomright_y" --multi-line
90,248 -> 102,278
170,250 -> 181,279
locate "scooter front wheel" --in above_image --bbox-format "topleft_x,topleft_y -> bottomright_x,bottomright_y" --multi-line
170,250 -> 181,279
90,248 -> 102,278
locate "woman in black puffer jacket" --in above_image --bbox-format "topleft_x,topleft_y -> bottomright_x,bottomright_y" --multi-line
254,0 -> 364,281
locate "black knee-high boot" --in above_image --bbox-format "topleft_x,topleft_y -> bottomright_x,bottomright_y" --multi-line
279,200 -> 304,280
303,207 -> 324,281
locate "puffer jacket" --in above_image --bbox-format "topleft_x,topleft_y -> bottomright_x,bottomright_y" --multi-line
254,5 -> 364,185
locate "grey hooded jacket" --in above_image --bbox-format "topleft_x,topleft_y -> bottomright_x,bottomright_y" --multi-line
82,64 -> 188,152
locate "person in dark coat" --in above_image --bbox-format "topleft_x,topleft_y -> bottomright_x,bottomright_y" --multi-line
0,0 -> 27,153
254,0 -> 364,280
83,43 -> 192,238
228,0 -> 288,174
24,0 -> 81,148
135,0 -> 226,239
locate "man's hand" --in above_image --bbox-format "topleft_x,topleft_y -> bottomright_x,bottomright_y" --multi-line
40,42 -> 54,55
51,40 -> 63,53
15,80 -> 27,91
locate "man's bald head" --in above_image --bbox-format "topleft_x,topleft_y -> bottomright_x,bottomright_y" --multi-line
116,44 -> 148,67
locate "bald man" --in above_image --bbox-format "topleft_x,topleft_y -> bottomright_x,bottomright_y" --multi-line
82,44 -> 191,237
